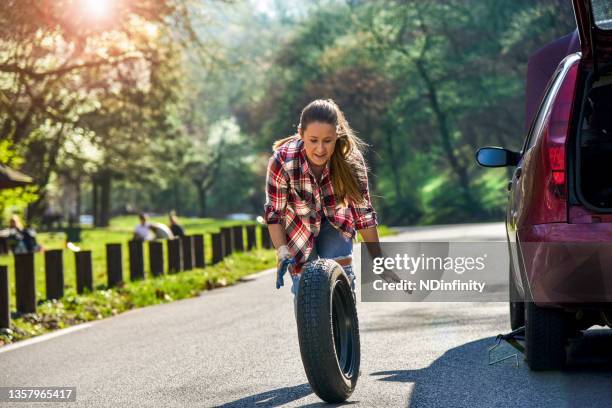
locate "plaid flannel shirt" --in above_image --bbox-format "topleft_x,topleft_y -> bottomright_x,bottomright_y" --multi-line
264,137 -> 378,275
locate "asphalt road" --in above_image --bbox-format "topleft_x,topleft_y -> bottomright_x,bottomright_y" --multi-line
2,223 -> 612,407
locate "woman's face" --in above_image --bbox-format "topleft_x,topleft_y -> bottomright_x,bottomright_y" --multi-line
300,121 -> 337,168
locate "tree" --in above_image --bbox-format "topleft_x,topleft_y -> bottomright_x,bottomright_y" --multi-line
0,0 -> 217,223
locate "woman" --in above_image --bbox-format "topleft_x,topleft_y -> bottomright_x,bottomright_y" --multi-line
5,214 -> 41,254
264,99 -> 390,308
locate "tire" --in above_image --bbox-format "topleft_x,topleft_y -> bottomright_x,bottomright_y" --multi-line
296,259 -> 360,403
524,301 -> 567,370
509,258 -> 525,330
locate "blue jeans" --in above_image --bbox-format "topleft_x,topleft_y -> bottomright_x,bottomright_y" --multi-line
291,217 -> 355,312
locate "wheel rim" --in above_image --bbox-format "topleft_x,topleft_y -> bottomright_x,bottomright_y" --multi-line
331,278 -> 358,379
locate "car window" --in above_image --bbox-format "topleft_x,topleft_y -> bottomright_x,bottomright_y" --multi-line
592,0 -> 612,30
523,69 -> 564,152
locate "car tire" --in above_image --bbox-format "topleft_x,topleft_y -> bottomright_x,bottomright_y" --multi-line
524,301 -> 567,370
509,259 -> 525,330
296,259 -> 360,403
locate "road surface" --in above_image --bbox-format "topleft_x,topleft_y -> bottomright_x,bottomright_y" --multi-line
2,223 -> 612,407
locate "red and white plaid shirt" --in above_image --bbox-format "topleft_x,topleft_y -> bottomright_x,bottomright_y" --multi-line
264,137 -> 378,275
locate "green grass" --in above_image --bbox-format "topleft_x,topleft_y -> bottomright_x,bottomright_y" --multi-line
0,217 -> 396,345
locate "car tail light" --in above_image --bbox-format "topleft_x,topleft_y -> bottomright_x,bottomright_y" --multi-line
548,145 -> 565,193
541,61 -> 580,200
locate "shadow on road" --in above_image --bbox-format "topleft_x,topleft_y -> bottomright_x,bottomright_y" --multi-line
217,383 -> 362,407
217,383 -> 312,407
372,330 -> 612,407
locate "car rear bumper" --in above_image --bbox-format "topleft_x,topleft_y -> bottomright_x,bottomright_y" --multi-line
517,223 -> 612,305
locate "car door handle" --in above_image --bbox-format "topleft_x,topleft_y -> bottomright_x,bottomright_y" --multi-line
514,167 -> 523,179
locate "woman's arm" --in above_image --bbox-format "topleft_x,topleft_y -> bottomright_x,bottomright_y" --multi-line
268,224 -> 287,250
263,152 -> 290,254
359,224 -> 403,286
358,226 -> 382,259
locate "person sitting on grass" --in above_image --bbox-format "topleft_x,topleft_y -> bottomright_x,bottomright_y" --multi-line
168,212 -> 185,237
133,213 -> 153,241
1,214 -> 42,254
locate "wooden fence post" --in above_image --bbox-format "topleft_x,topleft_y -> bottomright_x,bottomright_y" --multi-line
0,265 -> 9,329
261,225 -> 272,249
181,236 -> 194,271
167,238 -> 182,274
106,243 -> 123,287
246,225 -> 256,251
44,249 -> 64,300
75,251 -> 93,294
232,226 -> 244,252
14,253 -> 36,314
193,234 -> 205,268
221,227 -> 233,256
211,233 -> 224,264
128,240 -> 145,281
149,241 -> 164,277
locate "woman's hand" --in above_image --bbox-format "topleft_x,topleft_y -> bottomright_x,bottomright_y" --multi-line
275,245 -> 295,289
358,227 -> 412,294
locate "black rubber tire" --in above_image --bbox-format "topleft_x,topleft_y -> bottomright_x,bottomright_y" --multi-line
524,301 -> 567,370
509,258 -> 525,330
296,259 -> 360,403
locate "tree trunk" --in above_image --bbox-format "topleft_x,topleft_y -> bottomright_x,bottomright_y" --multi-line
92,179 -> 100,227
75,178 -> 82,225
415,58 -> 478,211
383,125 -> 404,202
196,184 -> 207,218
0,120 -> 13,141
26,194 -> 47,226
173,182 -> 181,215
99,173 -> 111,227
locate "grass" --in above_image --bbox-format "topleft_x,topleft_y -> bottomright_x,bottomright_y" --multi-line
0,216 -> 396,346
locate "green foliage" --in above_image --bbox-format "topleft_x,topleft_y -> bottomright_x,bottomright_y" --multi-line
1,1 -> 578,226
473,168 -> 509,215
0,0 -> 217,221
235,0 -> 575,225
0,140 -> 38,219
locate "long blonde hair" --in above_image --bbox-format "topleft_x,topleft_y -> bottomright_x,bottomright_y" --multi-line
273,99 -> 368,206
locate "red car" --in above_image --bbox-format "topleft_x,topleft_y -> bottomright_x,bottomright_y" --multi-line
477,0 -> 612,370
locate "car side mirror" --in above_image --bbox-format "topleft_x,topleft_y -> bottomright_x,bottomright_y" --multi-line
475,147 -> 520,167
